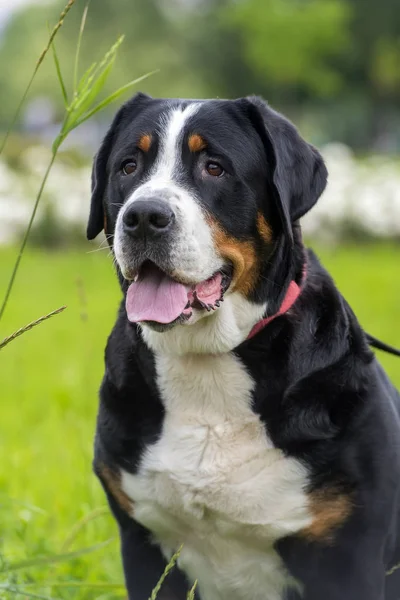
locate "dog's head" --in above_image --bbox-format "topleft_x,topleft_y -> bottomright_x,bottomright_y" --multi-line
88,93 -> 327,354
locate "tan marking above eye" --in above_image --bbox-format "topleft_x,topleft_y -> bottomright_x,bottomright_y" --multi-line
257,213 -> 273,243
99,463 -> 133,516
300,488 -> 352,543
138,133 -> 152,153
188,133 -> 207,153
207,216 -> 259,296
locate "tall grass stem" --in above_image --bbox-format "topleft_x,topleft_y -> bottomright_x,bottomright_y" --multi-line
0,0 -> 77,156
1,538 -> 115,573
73,2 -> 90,93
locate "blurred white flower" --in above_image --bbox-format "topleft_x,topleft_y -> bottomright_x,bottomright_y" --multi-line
1,142 -> 400,245
302,143 -> 400,240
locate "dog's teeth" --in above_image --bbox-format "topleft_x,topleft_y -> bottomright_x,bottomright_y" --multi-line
215,301 -> 220,307
133,274 -> 139,282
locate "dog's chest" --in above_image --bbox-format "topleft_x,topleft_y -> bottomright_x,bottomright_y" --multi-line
122,353 -> 311,600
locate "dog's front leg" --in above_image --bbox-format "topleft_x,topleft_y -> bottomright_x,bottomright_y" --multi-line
119,522 -> 190,600
96,466 -> 190,600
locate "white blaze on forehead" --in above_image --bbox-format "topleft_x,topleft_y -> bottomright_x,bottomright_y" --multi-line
153,102 -> 201,182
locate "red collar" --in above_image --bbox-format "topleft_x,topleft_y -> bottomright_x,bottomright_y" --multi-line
247,269 -> 306,340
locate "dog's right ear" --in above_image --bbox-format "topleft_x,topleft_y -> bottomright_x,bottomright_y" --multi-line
87,92 -> 152,240
240,96 -> 328,246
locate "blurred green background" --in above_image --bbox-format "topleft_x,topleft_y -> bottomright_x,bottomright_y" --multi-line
0,0 -> 399,598
1,0 -> 400,149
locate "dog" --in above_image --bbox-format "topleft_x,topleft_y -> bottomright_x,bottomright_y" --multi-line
87,92 -> 400,600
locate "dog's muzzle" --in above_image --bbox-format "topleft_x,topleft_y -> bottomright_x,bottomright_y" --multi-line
115,193 -> 232,330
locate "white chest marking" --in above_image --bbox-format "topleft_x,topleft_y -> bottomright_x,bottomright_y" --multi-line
122,353 -> 311,600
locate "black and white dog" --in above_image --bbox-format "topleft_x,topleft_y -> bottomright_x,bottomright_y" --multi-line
87,93 -> 400,600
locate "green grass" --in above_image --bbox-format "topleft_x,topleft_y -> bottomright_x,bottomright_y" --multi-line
0,246 -> 123,599
0,242 -> 399,599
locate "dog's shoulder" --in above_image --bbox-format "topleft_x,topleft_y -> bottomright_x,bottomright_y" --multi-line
241,249 -> 400,524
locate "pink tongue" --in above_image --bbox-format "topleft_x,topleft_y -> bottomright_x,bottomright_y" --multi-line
126,266 -> 190,324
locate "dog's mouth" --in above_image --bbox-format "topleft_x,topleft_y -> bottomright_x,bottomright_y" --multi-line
125,261 -> 232,328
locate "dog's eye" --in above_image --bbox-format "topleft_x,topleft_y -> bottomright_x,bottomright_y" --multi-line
206,162 -> 224,177
121,160 -> 137,176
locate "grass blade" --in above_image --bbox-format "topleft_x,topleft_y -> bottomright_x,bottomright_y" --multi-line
73,1 -> 91,93
71,57 -> 116,122
0,497 -> 47,515
1,538 -> 115,573
12,582 -> 126,589
187,580 -> 198,600
70,35 -> 124,116
0,0 -> 76,155
0,585 -> 61,600
75,62 -> 97,97
49,29 -> 68,106
61,36 -> 128,138
387,561 -> 400,576
149,545 -> 183,600
75,71 -> 157,127
0,306 -> 66,351
60,506 -> 110,552
91,35 -> 125,81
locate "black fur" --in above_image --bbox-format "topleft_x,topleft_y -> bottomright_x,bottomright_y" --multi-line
89,94 -> 400,600
244,96 -> 328,244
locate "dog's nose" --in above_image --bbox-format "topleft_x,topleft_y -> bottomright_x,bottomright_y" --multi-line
123,199 -> 175,238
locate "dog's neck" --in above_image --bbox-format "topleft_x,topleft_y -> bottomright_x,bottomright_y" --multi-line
247,276 -> 304,340
140,276 -> 304,356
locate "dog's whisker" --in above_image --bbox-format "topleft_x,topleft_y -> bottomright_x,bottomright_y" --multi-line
86,245 -> 111,254
86,235 -> 115,254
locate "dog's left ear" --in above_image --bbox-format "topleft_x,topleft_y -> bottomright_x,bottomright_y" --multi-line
87,125 -> 117,240
242,96 -> 328,244
87,92 -> 152,240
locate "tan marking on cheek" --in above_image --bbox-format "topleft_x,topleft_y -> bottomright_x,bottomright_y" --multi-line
208,217 -> 260,296
188,133 -> 207,153
103,212 -> 108,234
138,133 -> 152,153
257,212 -> 273,243
301,489 -> 352,543
99,464 -> 133,516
